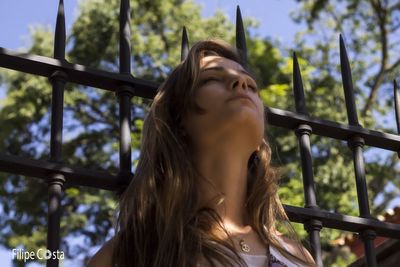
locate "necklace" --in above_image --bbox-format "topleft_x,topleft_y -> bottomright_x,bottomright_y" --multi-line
226,227 -> 252,253
238,239 -> 251,253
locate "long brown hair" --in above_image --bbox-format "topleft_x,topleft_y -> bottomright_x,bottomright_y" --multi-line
112,39 -> 315,266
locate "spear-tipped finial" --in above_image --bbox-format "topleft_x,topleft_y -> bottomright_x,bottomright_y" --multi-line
394,79 -> 400,134
293,52 -> 308,114
235,5 -> 247,66
54,0 -> 66,60
181,26 -> 189,61
340,34 -> 359,126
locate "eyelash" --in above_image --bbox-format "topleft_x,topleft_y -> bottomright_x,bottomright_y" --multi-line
200,76 -> 258,91
248,84 -> 258,92
198,77 -> 220,87
203,77 -> 219,83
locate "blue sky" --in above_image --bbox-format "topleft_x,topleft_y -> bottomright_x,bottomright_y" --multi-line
0,0 -> 301,50
0,1 -> 301,266
0,0 -> 302,99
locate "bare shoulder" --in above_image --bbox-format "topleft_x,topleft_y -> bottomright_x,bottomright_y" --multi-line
275,232 -> 315,264
86,238 -> 114,267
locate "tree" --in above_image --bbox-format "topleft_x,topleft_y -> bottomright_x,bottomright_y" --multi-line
275,0 -> 400,264
0,0 -> 285,265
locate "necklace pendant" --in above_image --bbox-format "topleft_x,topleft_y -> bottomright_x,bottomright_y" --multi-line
239,239 -> 250,253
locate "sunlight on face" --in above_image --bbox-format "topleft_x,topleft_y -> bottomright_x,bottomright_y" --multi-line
183,55 -> 265,150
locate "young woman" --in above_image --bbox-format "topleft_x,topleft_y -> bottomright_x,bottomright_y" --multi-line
88,39 -> 315,267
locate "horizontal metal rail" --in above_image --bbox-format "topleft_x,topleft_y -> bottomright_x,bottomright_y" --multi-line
285,205 -> 400,239
267,107 -> 400,151
0,153 -> 399,239
0,153 -> 120,190
1,48 -> 400,152
0,47 -> 158,99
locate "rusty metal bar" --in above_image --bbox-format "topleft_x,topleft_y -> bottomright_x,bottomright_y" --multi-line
340,35 -> 377,267
47,1 -> 67,266
293,52 -> 322,266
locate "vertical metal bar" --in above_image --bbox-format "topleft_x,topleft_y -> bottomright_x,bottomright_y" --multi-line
235,5 -> 247,66
118,89 -> 132,175
340,35 -> 377,267
119,0 -> 131,74
49,71 -> 66,168
54,0 -> 65,60
340,35 -> 359,127
181,26 -> 189,62
47,1 -> 67,266
46,172 -> 65,267
394,80 -> 400,158
394,80 -> 400,134
293,52 -> 308,115
293,52 -> 322,266
118,0 -> 133,184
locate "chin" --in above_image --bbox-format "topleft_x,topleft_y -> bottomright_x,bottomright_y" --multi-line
232,110 -> 263,129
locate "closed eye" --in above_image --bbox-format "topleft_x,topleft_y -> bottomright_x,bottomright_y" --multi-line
249,84 -> 258,92
247,79 -> 258,92
199,77 -> 220,85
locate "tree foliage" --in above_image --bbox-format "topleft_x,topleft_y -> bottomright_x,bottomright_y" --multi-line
0,0 -> 285,265
281,0 -> 400,264
0,0 -> 399,266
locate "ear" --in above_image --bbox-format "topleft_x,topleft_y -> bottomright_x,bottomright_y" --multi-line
256,144 -> 261,152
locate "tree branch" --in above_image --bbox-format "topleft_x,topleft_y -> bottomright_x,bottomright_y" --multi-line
386,58 -> 400,73
362,0 -> 389,115
388,2 -> 400,12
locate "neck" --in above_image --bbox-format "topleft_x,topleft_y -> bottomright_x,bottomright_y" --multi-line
194,137 -> 254,234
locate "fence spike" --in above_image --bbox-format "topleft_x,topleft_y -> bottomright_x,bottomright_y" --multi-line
119,0 -> 131,74
293,52 -> 308,115
118,0 -> 133,188
235,5 -> 247,66
340,34 -> 359,126
181,26 -> 189,61
54,0 -> 66,60
394,80 -> 400,134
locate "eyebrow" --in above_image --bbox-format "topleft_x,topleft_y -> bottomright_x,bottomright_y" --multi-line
201,66 -> 254,79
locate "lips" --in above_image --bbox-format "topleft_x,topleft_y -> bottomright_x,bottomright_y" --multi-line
227,93 -> 253,104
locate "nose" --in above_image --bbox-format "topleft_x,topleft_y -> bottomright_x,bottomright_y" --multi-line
230,73 -> 248,91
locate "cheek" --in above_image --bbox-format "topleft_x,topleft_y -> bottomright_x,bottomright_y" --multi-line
194,86 -> 224,110
256,98 -> 264,116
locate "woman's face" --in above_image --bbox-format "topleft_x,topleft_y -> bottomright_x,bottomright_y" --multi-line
183,55 -> 265,151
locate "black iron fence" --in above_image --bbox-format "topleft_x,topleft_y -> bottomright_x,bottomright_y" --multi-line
0,1 -> 399,266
